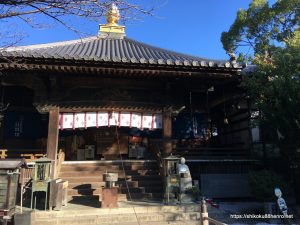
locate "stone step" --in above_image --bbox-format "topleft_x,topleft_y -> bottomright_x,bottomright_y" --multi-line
34,212 -> 200,225
61,164 -> 158,171
61,161 -> 163,203
67,194 -> 128,202
62,176 -> 103,183
60,171 -> 126,177
116,175 -> 162,183
67,195 -> 100,202
119,186 -> 163,194
68,188 -> 102,196
35,205 -> 201,218
33,219 -> 201,225
125,170 -> 159,176
129,165 -> 158,170
67,192 -> 163,202
68,182 -> 105,189
117,180 -> 163,187
61,165 -> 123,171
63,175 -> 161,183
60,169 -> 159,177
62,161 -> 158,166
125,193 -> 163,201
67,186 -> 163,196
67,188 -> 162,201
16,212 -> 201,225
67,179 -> 163,190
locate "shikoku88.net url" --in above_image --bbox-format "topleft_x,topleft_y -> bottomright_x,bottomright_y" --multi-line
230,214 -> 294,219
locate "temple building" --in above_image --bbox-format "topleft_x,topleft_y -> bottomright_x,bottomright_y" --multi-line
0,4 -> 257,202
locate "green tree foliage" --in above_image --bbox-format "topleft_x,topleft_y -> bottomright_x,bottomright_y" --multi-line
221,0 -> 299,57
0,1 -> 155,47
248,170 -> 288,202
221,0 -> 300,161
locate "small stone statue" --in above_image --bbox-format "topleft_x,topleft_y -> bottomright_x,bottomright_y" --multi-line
177,157 -> 193,203
274,188 -> 288,216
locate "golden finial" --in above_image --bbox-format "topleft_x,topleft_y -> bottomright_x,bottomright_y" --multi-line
99,3 -> 125,37
106,3 -> 120,25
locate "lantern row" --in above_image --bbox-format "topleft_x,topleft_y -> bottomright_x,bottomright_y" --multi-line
59,111 -> 162,130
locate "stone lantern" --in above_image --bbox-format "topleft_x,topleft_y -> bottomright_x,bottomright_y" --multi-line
31,157 -> 52,210
0,159 -> 27,225
163,155 -> 180,204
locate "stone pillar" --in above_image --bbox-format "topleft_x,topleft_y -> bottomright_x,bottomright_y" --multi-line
46,107 -> 60,179
163,108 -> 172,156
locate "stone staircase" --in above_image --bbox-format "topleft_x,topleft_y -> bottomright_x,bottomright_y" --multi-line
59,160 -> 163,203
27,204 -> 201,225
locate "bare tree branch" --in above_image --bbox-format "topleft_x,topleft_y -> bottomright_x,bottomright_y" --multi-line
0,0 -> 158,47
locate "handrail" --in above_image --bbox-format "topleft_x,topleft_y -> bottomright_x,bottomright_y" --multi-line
200,199 -> 228,225
56,149 -> 65,177
205,217 -> 228,225
19,164 -> 34,213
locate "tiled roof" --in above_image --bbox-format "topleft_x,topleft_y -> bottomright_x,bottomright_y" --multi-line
0,36 -> 241,69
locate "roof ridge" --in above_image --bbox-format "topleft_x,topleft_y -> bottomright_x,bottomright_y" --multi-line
124,37 -> 227,62
2,36 -> 98,52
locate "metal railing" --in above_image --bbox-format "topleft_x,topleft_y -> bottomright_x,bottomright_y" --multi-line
200,199 -> 228,225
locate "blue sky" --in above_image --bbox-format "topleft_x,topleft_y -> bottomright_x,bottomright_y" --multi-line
6,0 -> 257,60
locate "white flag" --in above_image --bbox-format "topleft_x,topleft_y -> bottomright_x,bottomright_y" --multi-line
86,112 -> 97,128
120,112 -> 131,127
143,113 -> 153,129
74,113 -> 85,128
98,111 -> 109,127
60,113 -> 74,129
131,112 -> 141,129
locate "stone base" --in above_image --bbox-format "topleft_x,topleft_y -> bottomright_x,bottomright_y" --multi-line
180,194 -> 193,204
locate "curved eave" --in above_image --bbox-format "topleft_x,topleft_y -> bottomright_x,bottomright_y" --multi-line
0,56 -> 243,79
0,52 -> 242,69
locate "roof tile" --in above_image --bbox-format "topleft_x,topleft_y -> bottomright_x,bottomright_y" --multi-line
0,36 -> 242,69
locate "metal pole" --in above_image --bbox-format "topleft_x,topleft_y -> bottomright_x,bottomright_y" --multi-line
201,198 -> 208,225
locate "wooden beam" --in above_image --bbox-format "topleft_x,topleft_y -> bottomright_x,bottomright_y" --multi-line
46,107 -> 60,179
59,77 -> 164,91
0,61 -> 240,79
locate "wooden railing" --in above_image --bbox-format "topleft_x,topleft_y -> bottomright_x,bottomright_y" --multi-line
0,149 -> 46,162
56,149 -> 65,177
20,153 -> 46,162
19,164 -> 34,213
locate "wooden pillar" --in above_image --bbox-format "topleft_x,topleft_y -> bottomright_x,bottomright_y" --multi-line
163,108 -> 172,156
46,107 -> 60,179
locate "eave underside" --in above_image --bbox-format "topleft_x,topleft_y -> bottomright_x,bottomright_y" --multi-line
0,57 -> 242,80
